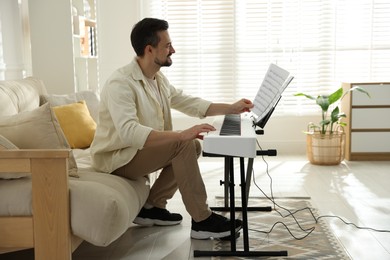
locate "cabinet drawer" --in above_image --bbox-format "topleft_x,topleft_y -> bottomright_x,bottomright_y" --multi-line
351,108 -> 390,128
352,84 -> 390,106
351,132 -> 390,152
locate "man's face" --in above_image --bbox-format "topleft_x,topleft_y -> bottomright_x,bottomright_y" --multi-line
153,30 -> 175,67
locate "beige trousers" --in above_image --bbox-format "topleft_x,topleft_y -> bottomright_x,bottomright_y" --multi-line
113,139 -> 212,222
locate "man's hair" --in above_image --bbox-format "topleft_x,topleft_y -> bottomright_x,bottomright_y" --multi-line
131,18 -> 169,57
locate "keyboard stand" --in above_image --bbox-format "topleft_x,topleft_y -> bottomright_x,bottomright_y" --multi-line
201,153 -> 272,212
194,153 -> 288,257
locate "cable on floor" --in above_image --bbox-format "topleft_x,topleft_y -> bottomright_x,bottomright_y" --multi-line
250,140 -> 390,240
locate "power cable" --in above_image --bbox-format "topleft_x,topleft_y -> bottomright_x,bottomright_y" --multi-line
250,140 -> 390,239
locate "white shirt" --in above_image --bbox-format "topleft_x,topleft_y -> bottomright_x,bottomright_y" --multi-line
146,77 -> 163,110
90,58 -> 212,173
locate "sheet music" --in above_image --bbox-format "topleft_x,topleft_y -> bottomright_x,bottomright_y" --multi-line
252,63 -> 292,121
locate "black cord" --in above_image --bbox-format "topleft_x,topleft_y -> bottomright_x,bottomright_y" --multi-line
252,140 -> 317,239
315,215 -> 390,233
251,140 -> 390,239
250,221 -> 315,240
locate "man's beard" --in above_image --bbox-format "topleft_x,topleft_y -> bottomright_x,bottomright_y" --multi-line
154,56 -> 172,67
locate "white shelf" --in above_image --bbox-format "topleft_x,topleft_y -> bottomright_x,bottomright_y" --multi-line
72,0 -> 99,92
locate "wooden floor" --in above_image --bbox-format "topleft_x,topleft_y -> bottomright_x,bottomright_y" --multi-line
72,155 -> 390,260
3,155 -> 389,259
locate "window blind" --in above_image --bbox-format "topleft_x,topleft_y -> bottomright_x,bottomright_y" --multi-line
142,0 -> 390,116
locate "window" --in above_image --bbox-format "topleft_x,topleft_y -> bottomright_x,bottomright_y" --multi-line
142,0 -> 390,116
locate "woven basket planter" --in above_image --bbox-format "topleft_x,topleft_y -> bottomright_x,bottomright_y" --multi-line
306,131 -> 345,165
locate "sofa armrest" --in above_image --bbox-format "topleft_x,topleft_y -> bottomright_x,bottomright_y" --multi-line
0,149 -> 72,260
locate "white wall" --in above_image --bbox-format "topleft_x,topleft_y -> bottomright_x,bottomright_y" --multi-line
28,0 -> 76,94
97,0 -> 140,87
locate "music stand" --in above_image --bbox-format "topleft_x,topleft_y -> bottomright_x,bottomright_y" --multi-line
255,95 -> 282,129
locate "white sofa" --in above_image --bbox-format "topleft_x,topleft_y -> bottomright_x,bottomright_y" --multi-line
0,77 -> 150,259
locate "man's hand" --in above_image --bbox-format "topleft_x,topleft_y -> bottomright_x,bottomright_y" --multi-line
179,124 -> 216,141
145,124 -> 215,147
230,98 -> 254,114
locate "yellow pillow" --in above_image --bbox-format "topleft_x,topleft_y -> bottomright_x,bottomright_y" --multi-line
53,101 -> 97,149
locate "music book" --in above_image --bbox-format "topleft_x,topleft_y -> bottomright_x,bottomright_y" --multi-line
252,63 -> 294,125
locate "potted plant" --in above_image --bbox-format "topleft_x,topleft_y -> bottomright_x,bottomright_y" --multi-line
295,86 -> 370,165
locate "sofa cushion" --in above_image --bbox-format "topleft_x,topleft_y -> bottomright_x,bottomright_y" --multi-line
70,171 -> 149,246
0,148 -> 150,247
69,148 -> 150,246
0,135 -> 30,179
41,91 -> 100,123
0,77 -> 47,117
0,103 -> 78,177
53,101 -> 97,149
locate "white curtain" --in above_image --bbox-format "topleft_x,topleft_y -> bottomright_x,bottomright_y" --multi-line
142,0 -> 390,116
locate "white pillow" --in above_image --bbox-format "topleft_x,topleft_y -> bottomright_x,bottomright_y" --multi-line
0,135 -> 30,179
0,103 -> 78,177
41,91 -> 100,123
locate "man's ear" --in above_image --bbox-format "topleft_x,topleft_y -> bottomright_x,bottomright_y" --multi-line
145,45 -> 154,55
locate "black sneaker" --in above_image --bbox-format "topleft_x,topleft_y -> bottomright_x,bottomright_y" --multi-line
133,207 -> 183,226
191,212 -> 243,239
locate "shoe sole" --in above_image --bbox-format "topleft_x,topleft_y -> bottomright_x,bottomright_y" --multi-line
133,217 -> 182,226
190,226 -> 242,240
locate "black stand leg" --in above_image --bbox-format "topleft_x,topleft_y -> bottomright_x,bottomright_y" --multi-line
210,157 -> 272,212
244,158 -> 272,212
194,156 -> 288,257
228,157 -> 236,251
224,156 -> 229,208
240,157 -> 250,251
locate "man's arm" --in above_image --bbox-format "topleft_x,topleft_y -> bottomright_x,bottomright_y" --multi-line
144,124 -> 216,147
143,98 -> 253,148
205,98 -> 254,116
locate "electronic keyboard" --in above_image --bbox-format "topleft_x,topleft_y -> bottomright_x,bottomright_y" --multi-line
203,114 -> 257,158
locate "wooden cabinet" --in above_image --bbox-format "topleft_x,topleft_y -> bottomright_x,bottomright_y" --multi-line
341,82 -> 390,160
28,0 -> 98,94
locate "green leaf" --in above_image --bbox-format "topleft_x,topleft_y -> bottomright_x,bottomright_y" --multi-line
294,93 -> 316,100
316,95 -> 330,111
350,86 -> 371,98
328,87 -> 343,105
320,119 -> 330,126
338,113 -> 346,118
330,106 -> 340,123
342,86 -> 371,100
